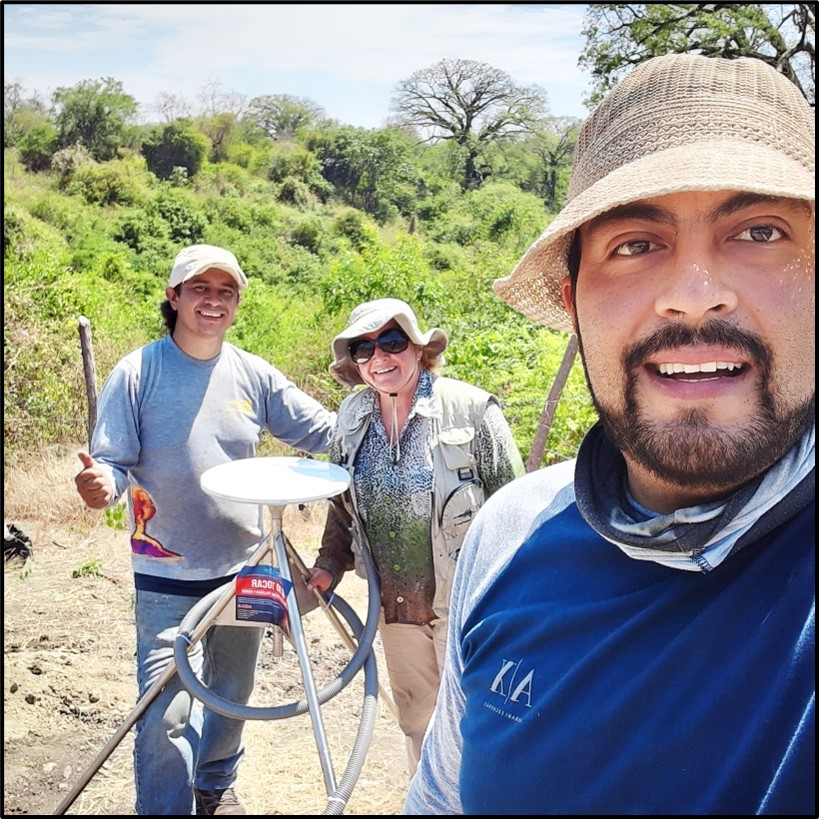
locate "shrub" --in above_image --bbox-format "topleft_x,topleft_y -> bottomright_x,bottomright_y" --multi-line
205,196 -> 256,232
18,124 -> 59,172
65,162 -> 143,206
319,234 -> 441,316
289,215 -> 327,254
277,176 -> 310,208
465,182 -> 545,249
142,120 -> 210,180
425,182 -> 545,251
266,142 -> 320,184
167,166 -> 189,187
331,208 -> 378,251
423,241 -> 468,272
51,144 -> 94,187
3,207 -> 26,257
3,205 -> 66,260
153,188 -> 206,243
28,194 -> 84,235
113,209 -> 171,252
194,162 -> 248,197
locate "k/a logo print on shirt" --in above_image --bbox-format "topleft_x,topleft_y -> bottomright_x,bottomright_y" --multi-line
483,657 -> 535,722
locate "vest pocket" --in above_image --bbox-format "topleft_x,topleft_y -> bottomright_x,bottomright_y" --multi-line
440,480 -> 485,558
437,427 -> 483,559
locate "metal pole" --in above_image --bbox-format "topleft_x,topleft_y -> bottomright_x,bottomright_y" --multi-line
285,536 -> 399,720
77,316 -> 97,450
52,531 -> 275,815
270,506 -> 337,796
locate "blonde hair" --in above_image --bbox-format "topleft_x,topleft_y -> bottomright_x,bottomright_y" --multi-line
420,347 -> 443,374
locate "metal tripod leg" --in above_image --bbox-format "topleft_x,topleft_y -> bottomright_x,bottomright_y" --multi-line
55,503 -> 346,813
268,504 -> 337,796
53,532 -> 276,816
283,534 -> 400,721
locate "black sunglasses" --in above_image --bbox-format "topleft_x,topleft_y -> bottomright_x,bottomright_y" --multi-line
349,327 -> 410,364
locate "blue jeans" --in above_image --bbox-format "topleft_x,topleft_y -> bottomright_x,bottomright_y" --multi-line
133,589 -> 264,815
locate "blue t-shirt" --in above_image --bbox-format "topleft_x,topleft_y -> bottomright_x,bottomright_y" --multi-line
457,502 -> 814,815
405,438 -> 815,815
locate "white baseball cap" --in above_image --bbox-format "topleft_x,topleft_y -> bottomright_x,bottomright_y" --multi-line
169,244 -> 248,290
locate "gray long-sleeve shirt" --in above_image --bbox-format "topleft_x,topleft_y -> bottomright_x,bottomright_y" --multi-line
91,334 -> 335,581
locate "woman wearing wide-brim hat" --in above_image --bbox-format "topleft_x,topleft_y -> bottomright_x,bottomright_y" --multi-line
307,297 -> 524,776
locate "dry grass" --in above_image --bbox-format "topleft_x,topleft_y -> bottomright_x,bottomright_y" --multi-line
4,444 -> 408,816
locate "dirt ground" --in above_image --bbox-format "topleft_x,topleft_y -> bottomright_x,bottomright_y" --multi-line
3,446 -> 409,816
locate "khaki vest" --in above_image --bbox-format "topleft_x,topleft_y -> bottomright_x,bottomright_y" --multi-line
335,375 -> 496,619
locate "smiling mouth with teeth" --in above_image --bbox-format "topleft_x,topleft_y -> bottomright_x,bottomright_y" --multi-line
657,362 -> 744,377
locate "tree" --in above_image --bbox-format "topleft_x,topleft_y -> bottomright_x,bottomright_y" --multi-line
52,78 -> 138,161
196,112 -> 240,163
306,126 -> 419,223
247,94 -> 326,141
4,80 -> 49,149
150,91 -> 193,123
527,116 -> 582,212
580,4 -> 815,106
195,78 -> 248,118
391,58 -> 549,190
142,119 -> 210,180
17,123 -> 59,172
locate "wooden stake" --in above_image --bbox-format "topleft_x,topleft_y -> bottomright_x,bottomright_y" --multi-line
525,334 -> 578,473
78,316 -> 98,449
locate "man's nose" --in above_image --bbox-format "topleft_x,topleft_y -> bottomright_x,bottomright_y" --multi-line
654,250 -> 738,321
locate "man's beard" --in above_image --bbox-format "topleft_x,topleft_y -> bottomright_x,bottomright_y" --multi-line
579,321 -> 815,490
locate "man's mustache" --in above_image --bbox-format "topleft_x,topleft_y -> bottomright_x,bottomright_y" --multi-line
624,321 -> 770,371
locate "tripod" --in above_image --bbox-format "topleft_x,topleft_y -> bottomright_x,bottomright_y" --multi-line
54,457 -> 384,815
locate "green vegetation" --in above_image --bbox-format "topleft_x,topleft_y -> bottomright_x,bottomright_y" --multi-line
4,61 -> 602,474
72,558 -> 104,578
104,504 -> 127,531
581,4 -> 814,106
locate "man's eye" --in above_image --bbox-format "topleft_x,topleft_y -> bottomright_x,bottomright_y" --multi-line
613,239 -> 655,256
735,225 -> 783,242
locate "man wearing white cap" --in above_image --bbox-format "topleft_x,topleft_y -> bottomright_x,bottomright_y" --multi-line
75,244 -> 335,815
405,55 -> 814,815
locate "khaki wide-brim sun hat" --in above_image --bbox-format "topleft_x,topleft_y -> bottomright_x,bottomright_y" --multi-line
493,54 -> 816,332
330,298 -> 448,388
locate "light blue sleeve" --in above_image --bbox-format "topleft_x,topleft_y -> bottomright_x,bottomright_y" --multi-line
258,361 -> 336,455
403,605 -> 467,814
89,354 -> 142,504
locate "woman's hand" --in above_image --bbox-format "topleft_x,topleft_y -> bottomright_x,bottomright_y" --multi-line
305,567 -> 334,593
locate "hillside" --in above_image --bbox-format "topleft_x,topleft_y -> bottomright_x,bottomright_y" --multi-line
3,143 -> 596,472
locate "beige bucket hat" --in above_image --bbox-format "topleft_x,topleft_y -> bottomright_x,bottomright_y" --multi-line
493,54 -> 815,332
330,298 -> 448,388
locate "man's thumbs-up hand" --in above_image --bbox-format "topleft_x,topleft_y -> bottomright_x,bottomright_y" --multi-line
74,451 -> 114,509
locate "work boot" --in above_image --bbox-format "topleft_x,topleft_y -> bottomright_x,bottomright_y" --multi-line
194,787 -> 246,815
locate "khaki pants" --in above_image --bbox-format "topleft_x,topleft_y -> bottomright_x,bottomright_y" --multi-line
378,613 -> 448,776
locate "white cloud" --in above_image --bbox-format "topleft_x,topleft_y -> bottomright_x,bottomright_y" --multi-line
4,3 -> 592,125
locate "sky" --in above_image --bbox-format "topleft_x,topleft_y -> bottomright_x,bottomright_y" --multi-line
4,3 -> 594,127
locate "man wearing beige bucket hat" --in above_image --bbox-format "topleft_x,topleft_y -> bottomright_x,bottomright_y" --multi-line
406,55 -> 814,815
306,297 -> 524,777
